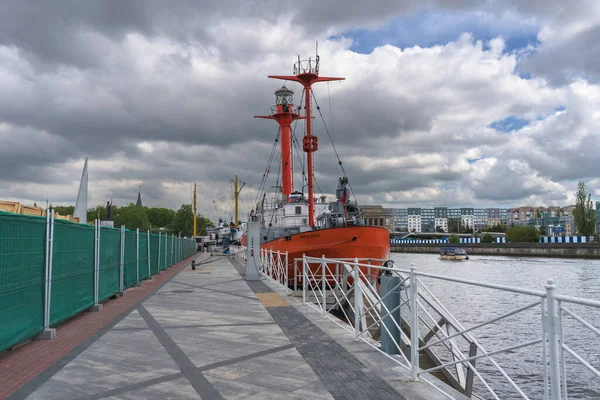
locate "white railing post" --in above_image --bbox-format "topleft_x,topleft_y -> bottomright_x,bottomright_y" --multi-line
410,263 -> 419,381
147,230 -> 151,279
321,256 -> 327,315
294,259 -> 298,293
136,228 -> 140,285
302,254 -> 307,306
545,279 -> 561,400
285,251 -> 289,288
558,299 -> 567,400
119,225 -> 125,295
354,258 -> 360,341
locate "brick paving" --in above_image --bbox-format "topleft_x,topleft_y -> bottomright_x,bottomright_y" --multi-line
0,254 -> 204,400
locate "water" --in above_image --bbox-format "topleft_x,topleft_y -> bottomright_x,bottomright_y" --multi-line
390,253 -> 600,400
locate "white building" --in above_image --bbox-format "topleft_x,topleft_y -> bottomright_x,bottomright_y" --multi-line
434,217 -> 448,232
408,214 -> 422,232
461,214 -> 474,230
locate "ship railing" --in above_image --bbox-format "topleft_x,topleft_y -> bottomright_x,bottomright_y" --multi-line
301,255 -> 600,400
230,245 -> 247,264
292,257 -> 387,295
294,58 -> 319,75
259,249 -> 290,293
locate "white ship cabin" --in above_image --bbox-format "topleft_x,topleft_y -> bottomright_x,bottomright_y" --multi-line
259,194 -> 329,230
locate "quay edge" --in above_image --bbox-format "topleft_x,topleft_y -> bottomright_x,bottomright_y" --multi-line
391,242 -> 600,259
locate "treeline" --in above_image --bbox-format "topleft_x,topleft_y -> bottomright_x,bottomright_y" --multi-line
53,204 -> 213,237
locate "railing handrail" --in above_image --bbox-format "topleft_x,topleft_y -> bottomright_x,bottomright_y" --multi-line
303,256 -> 547,297
554,293 -> 600,308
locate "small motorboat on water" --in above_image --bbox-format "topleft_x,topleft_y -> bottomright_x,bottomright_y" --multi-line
440,247 -> 469,261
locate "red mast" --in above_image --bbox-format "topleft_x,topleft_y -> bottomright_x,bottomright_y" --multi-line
269,56 -> 344,227
255,86 -> 304,202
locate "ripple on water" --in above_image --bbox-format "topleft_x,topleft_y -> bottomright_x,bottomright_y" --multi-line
391,253 -> 600,399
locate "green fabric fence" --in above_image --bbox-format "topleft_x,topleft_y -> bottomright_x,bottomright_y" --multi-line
150,234 -> 159,275
98,227 -> 120,302
0,212 -> 46,351
50,220 -> 95,325
0,212 -> 197,351
123,230 -> 138,288
139,231 -> 149,280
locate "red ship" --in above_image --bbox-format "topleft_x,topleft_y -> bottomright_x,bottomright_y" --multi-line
242,54 -> 390,283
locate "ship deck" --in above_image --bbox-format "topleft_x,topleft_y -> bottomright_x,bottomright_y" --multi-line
1,254 -> 466,400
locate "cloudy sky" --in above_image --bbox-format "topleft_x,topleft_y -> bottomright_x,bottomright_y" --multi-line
1,1 -> 599,221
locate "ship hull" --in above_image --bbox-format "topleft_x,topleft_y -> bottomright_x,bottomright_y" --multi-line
244,225 -> 390,286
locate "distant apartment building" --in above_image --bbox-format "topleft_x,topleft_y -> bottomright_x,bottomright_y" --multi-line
407,208 -> 422,232
390,208 -> 408,231
474,208 -> 488,232
432,207 -> 447,232
371,204 -> 581,234
421,208 -> 435,232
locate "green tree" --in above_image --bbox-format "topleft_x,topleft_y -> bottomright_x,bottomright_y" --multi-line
147,207 -> 175,228
54,205 -> 75,216
481,233 -> 495,243
488,224 -> 508,233
114,203 -> 150,231
448,218 -> 460,233
573,181 -> 596,236
167,204 -> 214,236
196,215 -> 214,236
507,226 -> 540,242
448,234 -> 460,244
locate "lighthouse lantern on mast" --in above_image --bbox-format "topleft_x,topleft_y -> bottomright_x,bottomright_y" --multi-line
255,85 -> 304,204
275,86 -> 293,109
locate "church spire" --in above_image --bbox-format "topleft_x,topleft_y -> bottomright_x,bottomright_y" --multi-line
136,185 -> 143,207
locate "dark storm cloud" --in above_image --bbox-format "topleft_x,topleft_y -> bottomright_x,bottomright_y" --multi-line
1,0 -> 599,209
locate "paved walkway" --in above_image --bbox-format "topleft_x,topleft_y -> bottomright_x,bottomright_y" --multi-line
5,255 -> 466,400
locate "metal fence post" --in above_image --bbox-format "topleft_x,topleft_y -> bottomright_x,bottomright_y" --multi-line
171,234 -> 174,266
90,219 -> 102,312
164,232 -> 167,269
546,279 -> 561,400
157,232 -> 162,273
322,255 -> 327,315
410,263 -> 419,381
135,228 -> 140,286
36,210 -> 56,339
147,230 -> 151,279
353,258 -> 361,341
119,226 -> 125,295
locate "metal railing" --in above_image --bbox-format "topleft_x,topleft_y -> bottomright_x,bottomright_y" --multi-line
259,249 -> 289,290
299,256 -> 600,400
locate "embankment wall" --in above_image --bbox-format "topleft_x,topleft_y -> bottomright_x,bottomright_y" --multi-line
391,243 -> 600,258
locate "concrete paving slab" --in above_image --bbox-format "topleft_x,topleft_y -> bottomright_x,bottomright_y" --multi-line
21,255 -> 467,400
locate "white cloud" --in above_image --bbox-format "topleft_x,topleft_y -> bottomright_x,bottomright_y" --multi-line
1,2 -> 600,219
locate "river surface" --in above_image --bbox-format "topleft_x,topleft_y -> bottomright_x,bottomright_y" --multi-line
389,253 -> 600,400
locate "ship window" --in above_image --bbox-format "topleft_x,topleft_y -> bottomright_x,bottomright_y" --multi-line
295,206 -> 301,215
